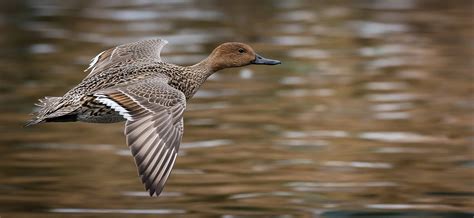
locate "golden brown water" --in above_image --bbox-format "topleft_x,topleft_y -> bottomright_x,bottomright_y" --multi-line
0,0 -> 473,217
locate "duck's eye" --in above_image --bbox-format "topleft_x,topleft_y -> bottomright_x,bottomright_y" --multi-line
238,48 -> 245,53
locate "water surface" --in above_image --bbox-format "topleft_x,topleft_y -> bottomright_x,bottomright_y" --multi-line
0,0 -> 473,217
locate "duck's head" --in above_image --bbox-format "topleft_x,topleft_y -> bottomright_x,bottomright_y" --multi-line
207,42 -> 281,72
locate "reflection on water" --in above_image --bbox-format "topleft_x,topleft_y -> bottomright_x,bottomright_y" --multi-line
0,0 -> 473,217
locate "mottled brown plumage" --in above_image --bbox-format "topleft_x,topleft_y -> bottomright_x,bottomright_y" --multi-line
26,38 -> 280,196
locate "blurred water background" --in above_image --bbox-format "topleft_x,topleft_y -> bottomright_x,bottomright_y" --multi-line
0,0 -> 473,217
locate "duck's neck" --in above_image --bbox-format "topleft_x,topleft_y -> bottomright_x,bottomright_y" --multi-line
170,57 -> 216,100
187,57 -> 215,78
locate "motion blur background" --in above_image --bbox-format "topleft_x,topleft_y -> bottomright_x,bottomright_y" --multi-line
0,0 -> 472,217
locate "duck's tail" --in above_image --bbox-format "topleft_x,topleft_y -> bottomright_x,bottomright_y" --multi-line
25,96 -> 64,127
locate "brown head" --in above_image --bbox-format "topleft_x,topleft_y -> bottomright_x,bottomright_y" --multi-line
206,42 -> 281,72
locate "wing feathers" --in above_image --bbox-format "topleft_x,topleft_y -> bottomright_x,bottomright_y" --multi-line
147,148 -> 171,189
156,152 -> 177,194
139,139 -> 165,179
94,78 -> 185,197
85,38 -> 168,79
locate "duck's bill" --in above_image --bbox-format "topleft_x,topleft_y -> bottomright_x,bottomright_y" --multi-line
252,54 -> 281,65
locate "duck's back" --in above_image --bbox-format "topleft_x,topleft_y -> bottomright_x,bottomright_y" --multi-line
27,38 -> 174,125
69,60 -> 174,98
56,60 -> 183,122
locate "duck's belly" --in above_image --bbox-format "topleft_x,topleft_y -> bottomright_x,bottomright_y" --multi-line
76,105 -> 126,123
78,112 -> 126,123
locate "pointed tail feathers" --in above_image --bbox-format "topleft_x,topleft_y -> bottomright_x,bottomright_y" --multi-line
25,96 -> 62,127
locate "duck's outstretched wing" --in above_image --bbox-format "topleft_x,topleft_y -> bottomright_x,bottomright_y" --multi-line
94,77 -> 185,197
85,38 -> 168,79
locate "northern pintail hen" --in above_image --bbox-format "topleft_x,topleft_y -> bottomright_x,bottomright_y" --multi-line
26,38 -> 281,196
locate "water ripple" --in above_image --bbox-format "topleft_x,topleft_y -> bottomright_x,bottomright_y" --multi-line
364,81 -> 408,90
374,147 -> 434,154
280,76 -> 306,85
181,139 -> 232,149
349,21 -> 409,38
272,36 -> 317,46
276,10 -> 317,22
277,139 -> 329,147
370,103 -> 413,112
83,9 -> 222,21
229,191 -> 293,200
366,204 -> 455,210
359,132 -> 445,143
287,181 -> 397,190
50,208 -> 186,214
288,48 -> 330,59
29,44 -> 57,54
366,93 -> 421,102
284,130 -> 349,138
373,112 -> 411,120
323,161 -> 392,169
